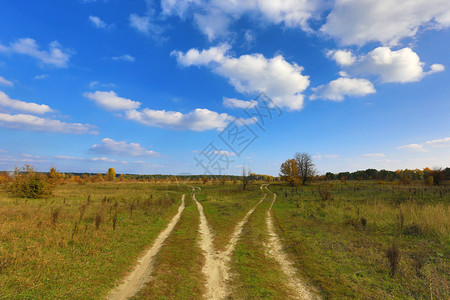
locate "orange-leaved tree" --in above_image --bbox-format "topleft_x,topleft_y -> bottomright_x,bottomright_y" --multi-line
279,159 -> 299,186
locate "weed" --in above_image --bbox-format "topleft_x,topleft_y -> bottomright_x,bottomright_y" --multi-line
361,217 -> 367,230
386,243 -> 400,277
51,208 -> 60,225
112,211 -> 118,230
95,212 -> 102,230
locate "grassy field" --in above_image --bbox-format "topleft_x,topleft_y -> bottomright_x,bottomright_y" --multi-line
229,197 -> 299,299
134,193 -> 205,299
194,183 -> 263,251
269,181 -> 449,299
0,182 -> 187,299
0,180 -> 448,299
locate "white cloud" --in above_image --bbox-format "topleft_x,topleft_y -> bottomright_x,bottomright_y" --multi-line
124,107 -> 232,131
85,90 -> 251,132
34,74 -> 49,80
0,91 -> 53,114
398,143 -> 427,152
55,155 -> 122,163
162,0 -> 321,40
425,137 -> 450,147
0,76 -> 13,86
173,44 -> 310,110
90,138 -> 160,157
0,38 -> 72,68
313,154 -> 339,160
326,49 -> 356,66
354,47 -> 444,83
89,81 -> 115,89
111,54 -> 135,62
399,137 -> 450,153
89,15 -> 107,28
130,14 -> 150,34
0,113 -> 97,134
172,43 -> 230,66
330,47 -> 445,83
129,13 -> 164,39
360,153 -> 386,158
321,0 -> 450,46
214,150 -> 236,156
84,90 -> 142,111
223,97 -> 257,109
310,77 -> 375,101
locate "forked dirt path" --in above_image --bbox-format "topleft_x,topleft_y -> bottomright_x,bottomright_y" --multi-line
107,195 -> 186,300
192,186 -> 265,300
264,186 -> 319,300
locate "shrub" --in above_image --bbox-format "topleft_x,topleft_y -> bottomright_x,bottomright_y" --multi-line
8,165 -> 53,198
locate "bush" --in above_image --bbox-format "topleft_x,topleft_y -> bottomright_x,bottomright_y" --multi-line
8,165 -> 53,198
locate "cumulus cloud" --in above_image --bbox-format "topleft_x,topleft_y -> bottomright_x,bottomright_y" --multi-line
0,113 -> 97,134
0,38 -> 72,68
223,97 -> 257,109
0,91 -> 53,114
354,47 -> 444,83
84,90 -> 142,111
162,0 -> 321,40
321,0 -> 450,46
87,90 -> 257,131
124,107 -> 232,131
90,138 -> 160,157
326,49 -> 356,66
111,54 -> 135,62
310,77 -> 375,101
173,44 -> 310,110
328,47 -> 445,83
0,76 -> 13,87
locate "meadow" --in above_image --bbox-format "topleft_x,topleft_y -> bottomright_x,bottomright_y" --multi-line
269,181 -> 449,299
0,179 -> 448,299
0,182 -> 187,298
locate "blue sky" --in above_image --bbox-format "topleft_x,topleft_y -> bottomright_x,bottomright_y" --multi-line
0,0 -> 449,176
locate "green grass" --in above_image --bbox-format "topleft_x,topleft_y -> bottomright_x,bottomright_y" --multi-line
269,181 -> 449,299
194,183 -> 263,251
0,182 -> 188,299
229,196 -> 296,299
134,193 -> 205,299
1,180 -> 448,299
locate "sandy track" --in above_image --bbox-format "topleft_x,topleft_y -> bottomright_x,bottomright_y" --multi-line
264,187 -> 319,300
192,187 -> 265,300
107,195 -> 186,300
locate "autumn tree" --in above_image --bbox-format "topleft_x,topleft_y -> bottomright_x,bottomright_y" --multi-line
295,152 -> 316,185
279,159 -> 299,186
106,168 -> 116,181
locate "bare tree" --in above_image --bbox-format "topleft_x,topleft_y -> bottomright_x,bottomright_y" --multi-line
430,167 -> 446,186
242,166 -> 250,190
295,152 -> 316,185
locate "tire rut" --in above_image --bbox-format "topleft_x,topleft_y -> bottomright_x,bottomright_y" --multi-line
264,187 -> 319,300
107,194 -> 186,300
192,187 -> 265,300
